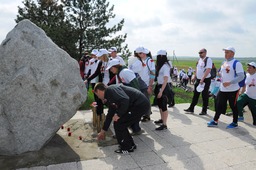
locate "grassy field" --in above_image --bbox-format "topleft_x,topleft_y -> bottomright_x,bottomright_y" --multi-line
79,57 -> 248,111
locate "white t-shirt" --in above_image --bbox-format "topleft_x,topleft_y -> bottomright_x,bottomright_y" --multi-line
88,58 -> 99,83
196,57 -> 212,79
187,68 -> 193,76
219,59 -> 244,92
157,63 -> 171,84
101,61 -> 110,85
118,68 -> 136,84
129,57 -> 155,86
84,60 -> 90,75
173,67 -> 178,75
244,72 -> 256,99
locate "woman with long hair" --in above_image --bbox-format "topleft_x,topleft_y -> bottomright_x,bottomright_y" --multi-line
154,50 -> 172,130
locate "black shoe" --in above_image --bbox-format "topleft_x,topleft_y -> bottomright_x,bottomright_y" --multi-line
141,116 -> 151,122
155,124 -> 167,131
168,104 -> 175,108
199,111 -> 207,115
114,148 -> 134,154
184,108 -> 194,113
154,119 -> 163,124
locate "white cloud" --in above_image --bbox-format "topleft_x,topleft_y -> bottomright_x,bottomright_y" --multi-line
1,0 -> 256,58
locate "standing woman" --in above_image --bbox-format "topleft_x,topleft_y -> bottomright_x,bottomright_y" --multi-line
84,49 -> 110,116
154,50 -> 172,131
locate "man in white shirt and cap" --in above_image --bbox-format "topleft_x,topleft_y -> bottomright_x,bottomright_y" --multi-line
207,46 -> 245,129
184,48 -> 212,115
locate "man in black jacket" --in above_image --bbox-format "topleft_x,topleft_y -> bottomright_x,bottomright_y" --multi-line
94,83 -> 150,154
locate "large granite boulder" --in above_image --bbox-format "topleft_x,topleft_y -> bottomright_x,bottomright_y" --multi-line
0,19 -> 87,155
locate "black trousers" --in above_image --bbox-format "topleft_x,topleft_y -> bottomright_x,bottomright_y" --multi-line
214,90 -> 239,123
189,78 -> 211,112
114,103 -> 150,150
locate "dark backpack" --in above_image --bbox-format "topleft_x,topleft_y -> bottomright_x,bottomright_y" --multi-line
233,60 -> 246,87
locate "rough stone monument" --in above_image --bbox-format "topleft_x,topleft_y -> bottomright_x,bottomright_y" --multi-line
0,19 -> 87,155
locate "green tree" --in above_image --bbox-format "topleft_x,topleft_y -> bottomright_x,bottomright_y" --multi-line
16,0 -> 79,59
16,0 -> 131,60
62,0 -> 131,59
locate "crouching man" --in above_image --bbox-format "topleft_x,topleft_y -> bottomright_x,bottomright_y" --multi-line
94,83 -> 150,154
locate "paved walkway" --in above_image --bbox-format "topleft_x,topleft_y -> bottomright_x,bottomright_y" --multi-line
18,103 -> 256,170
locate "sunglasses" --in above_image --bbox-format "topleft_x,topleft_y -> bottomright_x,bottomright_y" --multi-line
198,52 -> 204,54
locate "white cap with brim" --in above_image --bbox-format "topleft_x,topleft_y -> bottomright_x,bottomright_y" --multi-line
196,83 -> 205,92
157,50 -> 167,56
108,47 -> 117,52
106,59 -> 120,70
248,62 -> 256,68
91,49 -> 98,55
96,49 -> 109,57
223,46 -> 235,53
135,47 -> 149,54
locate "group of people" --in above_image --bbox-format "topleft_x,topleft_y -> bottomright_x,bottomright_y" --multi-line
79,46 -> 256,154
184,47 -> 256,129
79,46 -> 173,154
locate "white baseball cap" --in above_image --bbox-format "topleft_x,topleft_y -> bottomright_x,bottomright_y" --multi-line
108,47 -> 117,52
157,50 -> 167,56
106,59 -> 120,70
91,49 -> 98,55
196,83 -> 205,92
96,49 -> 109,57
248,62 -> 256,68
223,46 -> 235,53
135,47 -> 149,54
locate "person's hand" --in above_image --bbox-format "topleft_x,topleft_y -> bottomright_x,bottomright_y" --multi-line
157,91 -> 162,98
223,82 -> 231,87
97,130 -> 105,140
199,80 -> 204,84
113,114 -> 120,122
84,80 -> 88,84
147,86 -> 153,95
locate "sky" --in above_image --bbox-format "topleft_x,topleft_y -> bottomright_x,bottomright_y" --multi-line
1,0 -> 256,58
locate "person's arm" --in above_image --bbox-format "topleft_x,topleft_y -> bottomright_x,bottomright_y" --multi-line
98,107 -> 116,140
200,68 -> 211,83
106,87 -> 130,117
87,61 -> 103,82
102,107 -> 116,131
158,76 -> 168,98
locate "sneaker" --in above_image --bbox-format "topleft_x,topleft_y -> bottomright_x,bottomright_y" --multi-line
155,124 -> 167,131
114,148 -> 134,154
199,111 -> 207,115
184,108 -> 194,113
141,116 -> 151,122
226,122 -> 238,129
207,120 -> 218,127
238,117 -> 244,122
154,119 -> 163,124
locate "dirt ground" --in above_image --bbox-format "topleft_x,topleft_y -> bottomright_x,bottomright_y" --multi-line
0,119 -> 117,170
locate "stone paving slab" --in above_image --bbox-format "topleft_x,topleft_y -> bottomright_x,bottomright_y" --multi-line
17,103 -> 256,170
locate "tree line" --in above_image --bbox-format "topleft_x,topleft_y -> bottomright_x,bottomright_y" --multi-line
16,0 -> 131,60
